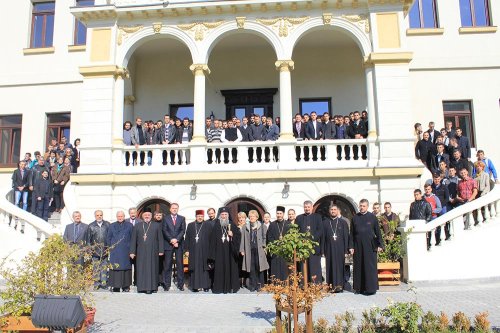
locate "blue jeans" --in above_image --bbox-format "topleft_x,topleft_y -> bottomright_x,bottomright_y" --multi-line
14,190 -> 28,211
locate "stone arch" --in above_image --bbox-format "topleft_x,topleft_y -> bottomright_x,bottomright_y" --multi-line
136,197 -> 171,216
119,25 -> 199,68
313,193 -> 358,221
200,20 -> 285,64
286,16 -> 372,59
224,196 -> 267,223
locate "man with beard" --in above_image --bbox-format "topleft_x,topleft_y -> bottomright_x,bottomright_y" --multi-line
153,211 -> 166,289
349,199 -> 384,295
185,210 -> 212,292
297,200 -> 323,284
322,205 -> 350,292
208,207 -> 241,293
266,206 -> 290,281
107,211 -> 133,292
129,209 -> 164,294
206,207 -> 218,228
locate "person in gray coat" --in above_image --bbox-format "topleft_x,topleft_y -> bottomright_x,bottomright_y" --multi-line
130,117 -> 147,165
63,211 -> 89,265
239,210 -> 269,291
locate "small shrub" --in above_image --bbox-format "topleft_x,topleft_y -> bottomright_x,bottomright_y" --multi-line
452,311 -> 471,332
361,307 -> 380,333
438,312 -> 450,333
380,301 -> 422,333
421,311 -> 440,333
313,317 -> 330,333
474,312 -> 491,333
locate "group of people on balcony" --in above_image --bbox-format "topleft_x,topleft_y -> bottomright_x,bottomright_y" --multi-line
11,136 -> 80,222
64,198 -> 391,296
413,121 -> 498,250
122,110 -> 369,165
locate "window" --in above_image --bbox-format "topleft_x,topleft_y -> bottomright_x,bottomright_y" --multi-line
443,101 -> 475,147
74,0 -> 94,45
299,98 -> 332,116
409,0 -> 438,28
459,0 -> 491,27
170,104 -> 194,121
31,2 -> 55,48
46,113 -> 71,148
0,115 -> 22,167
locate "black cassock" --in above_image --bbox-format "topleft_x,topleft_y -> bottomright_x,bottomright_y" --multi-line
297,213 -> 323,283
350,212 -> 384,294
266,219 -> 291,281
208,220 -> 241,294
322,217 -> 350,291
129,221 -> 164,293
185,221 -> 212,290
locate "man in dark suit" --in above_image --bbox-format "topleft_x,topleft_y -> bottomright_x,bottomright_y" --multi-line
239,116 -> 252,142
125,207 -> 143,286
305,111 -> 324,161
162,203 -> 186,291
293,113 -> 307,161
160,114 -> 177,165
427,122 -> 441,145
63,211 -> 89,265
12,160 -> 30,211
348,111 -> 368,160
335,115 -> 350,160
322,112 -> 336,140
455,128 -> 471,159
430,143 -> 450,173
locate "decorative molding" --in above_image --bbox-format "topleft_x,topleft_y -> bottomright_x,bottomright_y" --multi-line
257,16 -> 309,37
341,14 -> 370,33
117,25 -> 144,45
322,13 -> 332,25
68,45 -> 86,52
406,28 -> 444,36
152,22 -> 162,34
23,47 -> 55,55
275,60 -> 295,72
79,65 -> 119,78
236,17 -> 246,29
364,52 -> 413,66
114,67 -> 130,80
124,95 -> 136,105
459,26 -> 497,34
178,21 -> 225,41
189,63 -> 211,76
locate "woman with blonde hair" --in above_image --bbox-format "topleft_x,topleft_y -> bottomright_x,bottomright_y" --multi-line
473,161 -> 491,225
239,210 -> 269,291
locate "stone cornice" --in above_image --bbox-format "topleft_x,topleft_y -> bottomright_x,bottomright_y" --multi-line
79,65 -> 130,79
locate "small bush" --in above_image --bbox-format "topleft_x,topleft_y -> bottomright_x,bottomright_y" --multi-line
474,312 -> 491,333
380,301 -> 422,333
421,311 -> 440,333
452,311 -> 471,333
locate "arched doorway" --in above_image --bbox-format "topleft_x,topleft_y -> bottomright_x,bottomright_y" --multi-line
225,197 -> 266,222
313,195 -> 356,221
137,199 -> 171,217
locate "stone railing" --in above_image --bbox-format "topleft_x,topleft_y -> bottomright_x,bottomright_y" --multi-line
0,189 -> 59,242
119,138 -> 371,172
402,185 -> 500,281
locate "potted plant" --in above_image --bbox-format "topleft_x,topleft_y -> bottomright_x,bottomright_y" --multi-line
263,223 -> 329,333
0,234 -> 111,332
376,218 -> 409,286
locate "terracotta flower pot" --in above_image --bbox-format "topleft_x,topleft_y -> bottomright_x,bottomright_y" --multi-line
84,308 -> 96,327
1,315 -> 49,332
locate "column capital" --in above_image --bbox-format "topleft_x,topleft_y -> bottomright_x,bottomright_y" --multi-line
114,67 -> 130,80
190,64 -> 211,76
275,60 -> 294,72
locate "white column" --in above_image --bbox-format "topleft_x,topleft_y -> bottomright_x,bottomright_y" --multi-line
276,60 -> 294,140
112,68 -> 127,145
365,66 -> 377,138
190,64 -> 210,143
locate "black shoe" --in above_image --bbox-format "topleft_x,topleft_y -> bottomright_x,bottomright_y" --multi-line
112,287 -> 120,292
203,288 -> 210,292
178,287 -> 184,291
122,288 -> 130,292
435,241 -> 441,246
445,236 -> 451,241
145,291 -> 152,294
164,286 -> 170,291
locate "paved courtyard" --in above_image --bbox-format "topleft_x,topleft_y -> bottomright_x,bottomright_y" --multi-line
86,278 -> 500,333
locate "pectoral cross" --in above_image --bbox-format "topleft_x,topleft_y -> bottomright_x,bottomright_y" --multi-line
195,235 -> 199,243
143,234 -> 147,242
333,233 -> 337,241
221,235 -> 226,243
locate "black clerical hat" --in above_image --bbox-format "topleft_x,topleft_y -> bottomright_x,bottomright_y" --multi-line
219,207 -> 229,213
143,207 -> 152,213
276,206 -> 285,213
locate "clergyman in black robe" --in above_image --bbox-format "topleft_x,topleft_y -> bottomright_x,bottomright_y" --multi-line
185,210 -> 212,291
267,206 -> 291,281
129,210 -> 164,294
106,211 -> 133,292
322,205 -> 350,292
296,200 -> 323,284
349,199 -> 384,295
208,207 -> 241,294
